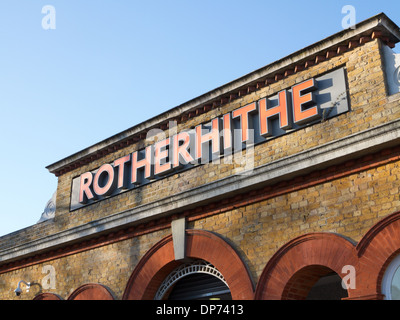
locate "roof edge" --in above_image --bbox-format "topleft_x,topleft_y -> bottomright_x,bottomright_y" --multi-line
46,13 -> 400,176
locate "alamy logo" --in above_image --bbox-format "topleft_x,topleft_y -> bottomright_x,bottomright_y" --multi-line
41,5 -> 56,30
42,265 -> 56,290
341,5 -> 356,30
341,265 -> 356,290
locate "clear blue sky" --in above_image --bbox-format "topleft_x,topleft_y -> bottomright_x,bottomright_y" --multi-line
0,0 -> 399,236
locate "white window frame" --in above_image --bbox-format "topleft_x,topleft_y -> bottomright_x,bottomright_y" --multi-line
382,254 -> 400,300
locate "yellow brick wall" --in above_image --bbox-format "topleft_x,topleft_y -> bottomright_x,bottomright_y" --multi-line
2,158 -> 400,300
191,160 -> 400,279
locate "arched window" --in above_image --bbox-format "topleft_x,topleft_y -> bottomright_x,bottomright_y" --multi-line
382,254 -> 400,300
155,260 -> 232,300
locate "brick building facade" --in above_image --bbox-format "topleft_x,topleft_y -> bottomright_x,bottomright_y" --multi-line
2,13 -> 400,300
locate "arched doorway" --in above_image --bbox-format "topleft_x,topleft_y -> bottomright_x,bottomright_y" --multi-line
155,260 -> 232,300
356,211 -> 400,300
123,229 -> 254,300
283,265 -> 348,300
255,233 -> 358,300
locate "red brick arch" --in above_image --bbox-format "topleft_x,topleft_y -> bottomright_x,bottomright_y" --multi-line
68,283 -> 115,300
354,211 -> 400,299
122,229 -> 254,300
33,292 -> 62,300
255,233 -> 359,300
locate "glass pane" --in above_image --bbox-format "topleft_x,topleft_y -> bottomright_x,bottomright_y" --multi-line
391,266 -> 400,300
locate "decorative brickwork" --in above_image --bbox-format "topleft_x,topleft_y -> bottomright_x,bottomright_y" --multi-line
122,230 -> 254,300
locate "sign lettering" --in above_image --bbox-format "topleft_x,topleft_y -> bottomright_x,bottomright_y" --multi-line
70,68 -> 349,210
